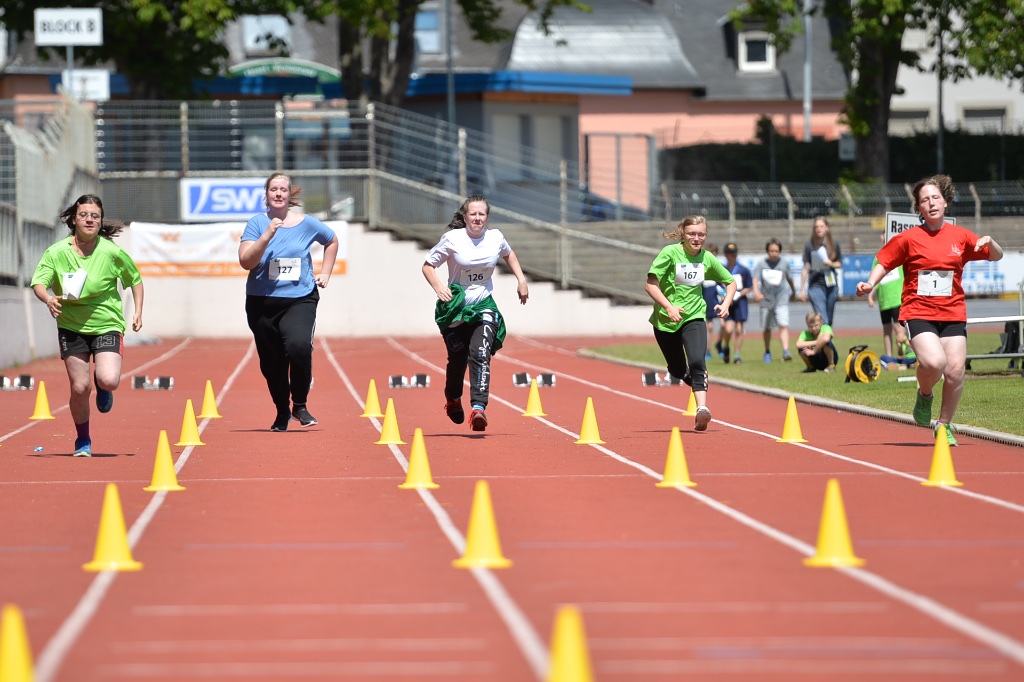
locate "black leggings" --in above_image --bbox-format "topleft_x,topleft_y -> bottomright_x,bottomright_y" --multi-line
653,318 -> 709,392
442,318 -> 499,409
245,288 -> 319,412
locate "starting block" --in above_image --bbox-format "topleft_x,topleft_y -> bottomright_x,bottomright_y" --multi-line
131,375 -> 174,390
512,372 -> 555,387
388,374 -> 430,388
641,371 -> 686,387
1,375 -> 34,391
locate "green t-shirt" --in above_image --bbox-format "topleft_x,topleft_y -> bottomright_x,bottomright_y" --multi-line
31,236 -> 142,335
798,324 -> 834,344
871,257 -> 903,311
648,244 -> 734,331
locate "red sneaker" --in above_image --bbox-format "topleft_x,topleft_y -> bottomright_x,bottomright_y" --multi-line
470,409 -> 487,432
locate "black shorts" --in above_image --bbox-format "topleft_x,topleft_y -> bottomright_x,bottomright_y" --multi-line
58,329 -> 124,360
726,297 -> 749,323
879,305 -> 901,325
905,319 -> 967,340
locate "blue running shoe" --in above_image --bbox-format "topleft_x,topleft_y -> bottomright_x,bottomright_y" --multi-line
95,375 -> 113,414
74,437 -> 92,457
763,352 -> 772,363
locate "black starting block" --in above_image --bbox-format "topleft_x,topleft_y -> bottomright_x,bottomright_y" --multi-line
641,371 -> 686,387
512,372 -> 555,387
388,374 -> 430,388
131,375 -> 174,390
1,375 -> 34,391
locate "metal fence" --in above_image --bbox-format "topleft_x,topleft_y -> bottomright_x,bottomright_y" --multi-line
2,97 -> 1023,303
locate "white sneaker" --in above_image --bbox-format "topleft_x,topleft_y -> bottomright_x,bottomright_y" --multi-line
694,406 -> 712,432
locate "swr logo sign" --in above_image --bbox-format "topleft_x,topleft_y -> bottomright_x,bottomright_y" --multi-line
180,178 -> 266,222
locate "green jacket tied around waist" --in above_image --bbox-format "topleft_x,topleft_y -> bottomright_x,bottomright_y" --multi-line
434,283 -> 507,354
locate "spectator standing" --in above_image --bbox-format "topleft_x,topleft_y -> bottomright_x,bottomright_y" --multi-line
799,216 -> 842,326
718,242 -> 753,364
752,238 -> 794,362
701,242 -> 721,360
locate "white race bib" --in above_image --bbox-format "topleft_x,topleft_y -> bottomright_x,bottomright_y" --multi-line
917,270 -> 953,297
675,262 -> 705,286
880,268 -> 901,285
824,271 -> 837,288
762,269 -> 783,287
270,258 -> 301,281
459,265 -> 493,287
62,268 -> 88,299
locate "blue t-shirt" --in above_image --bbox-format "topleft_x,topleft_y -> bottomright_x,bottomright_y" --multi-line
241,214 -> 335,297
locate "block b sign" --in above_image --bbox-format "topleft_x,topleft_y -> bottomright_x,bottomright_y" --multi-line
35,8 -> 103,46
181,178 -> 267,222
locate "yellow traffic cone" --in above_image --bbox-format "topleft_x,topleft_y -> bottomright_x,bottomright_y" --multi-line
360,379 -> 384,418
681,389 -> 697,417
197,380 -> 221,419
144,430 -> 186,492
574,398 -> 605,445
452,480 -> 512,569
803,478 -> 865,568
522,378 -> 547,417
83,483 -> 143,572
922,425 -> 963,487
175,399 -> 205,447
28,380 -> 55,420
656,427 -> 696,488
547,605 -> 594,682
399,428 -> 439,489
776,396 -> 808,443
0,604 -> 34,682
375,398 -> 406,445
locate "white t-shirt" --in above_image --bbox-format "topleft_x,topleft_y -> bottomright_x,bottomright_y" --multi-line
426,228 -> 511,306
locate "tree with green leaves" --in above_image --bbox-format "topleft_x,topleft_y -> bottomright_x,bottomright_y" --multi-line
1,0 -> 299,98
300,0 -> 584,107
736,0 -> 1024,181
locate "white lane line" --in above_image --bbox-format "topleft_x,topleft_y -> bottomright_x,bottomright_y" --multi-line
386,338 -> 1024,668
321,338 -> 550,680
34,342 -> 255,682
0,338 -> 194,444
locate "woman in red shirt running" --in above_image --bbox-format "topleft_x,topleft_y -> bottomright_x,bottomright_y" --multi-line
856,175 -> 1003,446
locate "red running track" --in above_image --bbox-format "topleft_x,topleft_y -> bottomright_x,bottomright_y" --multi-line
1,335 -> 1023,681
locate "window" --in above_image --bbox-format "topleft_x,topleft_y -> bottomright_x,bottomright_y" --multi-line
415,8 -> 440,54
962,108 -> 1006,134
889,110 -> 931,136
242,15 -> 291,56
739,31 -> 775,73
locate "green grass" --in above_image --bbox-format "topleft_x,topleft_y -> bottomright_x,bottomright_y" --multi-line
585,331 -> 1024,437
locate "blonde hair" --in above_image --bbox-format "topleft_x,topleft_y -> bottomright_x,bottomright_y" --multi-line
663,215 -> 707,241
805,311 -> 823,326
264,172 -> 303,208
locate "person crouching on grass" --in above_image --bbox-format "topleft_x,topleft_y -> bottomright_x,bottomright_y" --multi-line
796,311 -> 837,373
646,215 -> 736,432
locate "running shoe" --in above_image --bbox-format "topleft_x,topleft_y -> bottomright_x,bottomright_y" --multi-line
444,398 -> 465,424
270,412 -> 290,432
763,352 -> 772,363
913,390 -> 934,426
94,375 -> 113,414
934,422 -> 959,447
782,351 -> 793,362
694,405 -> 712,432
823,365 -> 835,373
291,405 -> 318,427
715,340 -> 724,359
705,350 -> 712,361
470,407 -> 487,432
733,356 -> 743,365
722,347 -> 731,364
73,437 -> 92,457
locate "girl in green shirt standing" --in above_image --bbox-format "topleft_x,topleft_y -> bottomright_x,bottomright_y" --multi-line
646,216 -> 736,431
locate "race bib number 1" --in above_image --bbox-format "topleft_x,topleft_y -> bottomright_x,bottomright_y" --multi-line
675,262 -> 705,286
270,258 -> 301,281
917,270 -> 953,297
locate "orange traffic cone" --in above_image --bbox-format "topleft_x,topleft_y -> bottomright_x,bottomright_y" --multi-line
522,379 -> 546,417
656,427 -> 696,488
360,379 -> 384,418
0,604 -> 35,682
399,428 -> 439,489
144,430 -> 185,492
452,481 -> 512,569
197,380 -> 222,419
803,478 -> 865,568
29,380 -> 55,420
376,398 -> 406,445
776,396 -> 808,443
175,399 -> 205,447
83,483 -> 143,572
574,398 -> 605,445
547,605 -> 594,682
922,424 -> 963,487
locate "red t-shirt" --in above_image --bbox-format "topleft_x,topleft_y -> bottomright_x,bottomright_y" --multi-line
876,223 -> 990,322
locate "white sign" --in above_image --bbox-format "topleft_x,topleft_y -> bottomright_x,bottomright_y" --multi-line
61,68 -> 110,101
34,8 -> 103,47
884,212 -> 955,243
838,132 -> 856,162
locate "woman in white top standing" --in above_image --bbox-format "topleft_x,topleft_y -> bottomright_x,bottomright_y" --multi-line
422,195 -> 529,432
